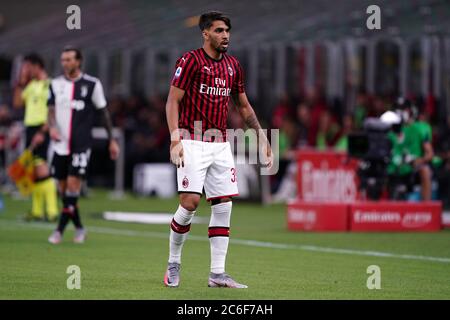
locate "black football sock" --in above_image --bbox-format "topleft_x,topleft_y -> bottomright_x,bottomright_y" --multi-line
57,194 -> 76,234
66,191 -> 82,229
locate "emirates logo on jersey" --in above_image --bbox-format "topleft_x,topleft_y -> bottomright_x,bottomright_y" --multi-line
182,176 -> 189,189
228,66 -> 234,76
199,77 -> 230,96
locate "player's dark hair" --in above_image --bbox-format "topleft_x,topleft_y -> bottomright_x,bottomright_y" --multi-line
23,53 -> 45,69
199,11 -> 231,31
62,45 -> 83,62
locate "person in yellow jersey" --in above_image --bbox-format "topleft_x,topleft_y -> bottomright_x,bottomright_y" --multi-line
13,53 -> 58,221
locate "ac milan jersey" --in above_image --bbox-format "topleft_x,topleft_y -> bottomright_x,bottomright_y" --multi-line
171,48 -> 245,140
48,73 -> 107,155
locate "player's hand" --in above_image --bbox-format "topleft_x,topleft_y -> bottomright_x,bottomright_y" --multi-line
49,127 -> 61,142
261,142 -> 273,170
170,140 -> 184,168
109,139 -> 120,160
30,132 -> 45,148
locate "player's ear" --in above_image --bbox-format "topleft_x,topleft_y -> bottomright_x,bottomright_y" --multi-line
202,30 -> 209,41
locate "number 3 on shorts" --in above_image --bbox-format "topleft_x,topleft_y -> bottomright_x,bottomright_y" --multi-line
231,168 -> 236,183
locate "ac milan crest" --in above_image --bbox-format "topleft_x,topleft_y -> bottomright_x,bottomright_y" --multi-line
182,176 -> 189,188
228,66 -> 234,76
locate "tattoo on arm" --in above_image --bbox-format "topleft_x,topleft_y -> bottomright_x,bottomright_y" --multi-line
48,106 -> 56,127
233,94 -> 262,130
243,112 -> 262,131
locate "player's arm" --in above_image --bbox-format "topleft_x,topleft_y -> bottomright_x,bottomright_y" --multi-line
47,105 -> 61,142
12,63 -> 30,108
91,80 -> 119,161
13,85 -> 25,109
232,92 -> 273,168
166,85 -> 186,167
414,141 -> 434,167
100,107 -> 119,160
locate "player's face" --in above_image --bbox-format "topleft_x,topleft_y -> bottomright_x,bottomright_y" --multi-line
204,20 -> 230,53
61,51 -> 80,75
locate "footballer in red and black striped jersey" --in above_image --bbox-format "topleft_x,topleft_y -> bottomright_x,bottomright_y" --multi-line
164,12 -> 273,289
171,47 -> 245,141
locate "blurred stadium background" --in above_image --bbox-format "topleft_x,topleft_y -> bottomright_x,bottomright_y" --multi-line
1,0 -> 450,203
0,0 -> 450,299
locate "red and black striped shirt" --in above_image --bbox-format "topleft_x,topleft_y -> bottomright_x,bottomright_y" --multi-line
171,48 -> 245,141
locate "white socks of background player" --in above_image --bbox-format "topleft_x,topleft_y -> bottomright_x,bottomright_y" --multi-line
208,201 -> 232,274
168,205 -> 195,264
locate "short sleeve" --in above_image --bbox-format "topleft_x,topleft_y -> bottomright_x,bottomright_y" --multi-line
232,60 -> 245,95
22,83 -> 30,101
171,52 -> 198,91
92,80 -> 107,109
47,82 -> 55,106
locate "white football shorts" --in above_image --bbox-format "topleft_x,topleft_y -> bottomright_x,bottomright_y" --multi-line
177,139 -> 239,201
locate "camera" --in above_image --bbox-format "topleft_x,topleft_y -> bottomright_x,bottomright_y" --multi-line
348,117 -> 393,200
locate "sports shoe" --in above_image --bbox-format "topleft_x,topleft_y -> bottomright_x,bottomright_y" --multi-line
208,273 -> 248,288
48,230 -> 62,244
73,228 -> 87,244
164,262 -> 181,287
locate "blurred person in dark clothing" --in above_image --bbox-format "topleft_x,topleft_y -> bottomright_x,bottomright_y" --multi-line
305,87 -> 327,131
125,107 -> 169,186
271,93 -> 293,129
354,91 -> 369,129
295,102 -> 313,148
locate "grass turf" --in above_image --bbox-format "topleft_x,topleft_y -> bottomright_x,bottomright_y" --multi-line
0,189 -> 449,299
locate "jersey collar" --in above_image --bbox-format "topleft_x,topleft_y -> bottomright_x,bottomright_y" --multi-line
64,72 -> 83,82
201,48 -> 224,62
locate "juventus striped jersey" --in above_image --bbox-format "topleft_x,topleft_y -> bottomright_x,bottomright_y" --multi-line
171,48 -> 245,141
48,73 -> 107,155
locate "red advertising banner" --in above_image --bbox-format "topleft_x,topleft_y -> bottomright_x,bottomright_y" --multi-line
297,151 -> 360,202
349,201 -> 442,232
287,201 -> 349,231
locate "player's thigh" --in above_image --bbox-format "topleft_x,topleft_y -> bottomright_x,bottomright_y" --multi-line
204,143 -> 238,201
51,153 -> 70,181
177,140 -> 209,195
26,125 -> 50,162
32,133 -> 50,163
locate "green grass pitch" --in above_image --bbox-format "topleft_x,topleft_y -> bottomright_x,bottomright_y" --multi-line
0,189 -> 449,299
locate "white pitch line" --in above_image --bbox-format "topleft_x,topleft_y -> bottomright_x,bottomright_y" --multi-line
2,219 -> 450,264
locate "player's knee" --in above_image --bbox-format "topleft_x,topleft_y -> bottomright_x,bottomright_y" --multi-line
179,193 -> 200,211
182,201 -> 199,212
66,176 -> 82,193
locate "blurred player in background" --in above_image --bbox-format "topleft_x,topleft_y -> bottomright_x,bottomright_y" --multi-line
13,53 -> 58,221
47,46 -> 120,244
164,12 -> 273,288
